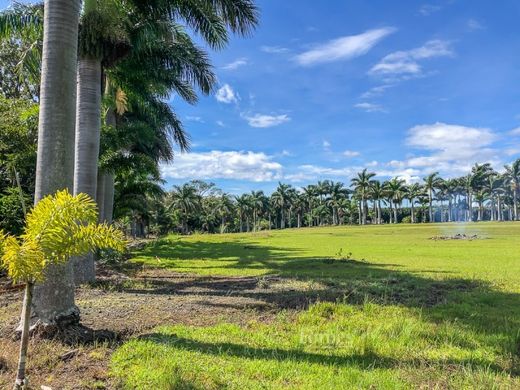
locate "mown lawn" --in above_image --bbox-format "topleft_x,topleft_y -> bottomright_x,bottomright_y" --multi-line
112,223 -> 520,389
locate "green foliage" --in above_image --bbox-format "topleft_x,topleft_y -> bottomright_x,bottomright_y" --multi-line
401,216 -> 412,223
0,190 -> 125,283
0,187 -> 30,235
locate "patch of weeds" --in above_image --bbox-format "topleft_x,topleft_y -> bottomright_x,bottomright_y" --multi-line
323,248 -> 353,264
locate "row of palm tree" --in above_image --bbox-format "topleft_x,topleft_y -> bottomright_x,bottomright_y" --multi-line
0,0 -> 258,332
150,160 -> 520,235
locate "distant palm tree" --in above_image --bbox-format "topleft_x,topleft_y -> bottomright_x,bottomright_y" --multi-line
235,194 -> 250,232
385,177 -> 406,223
216,194 -> 233,233
351,169 -> 376,224
326,181 -> 349,225
272,182 -> 292,229
168,184 -> 200,234
369,181 -> 384,224
249,190 -> 265,232
504,160 -> 520,220
423,172 -> 442,222
405,183 -> 424,223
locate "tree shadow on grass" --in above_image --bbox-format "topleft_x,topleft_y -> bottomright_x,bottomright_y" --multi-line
126,239 -> 520,354
135,332 -> 508,375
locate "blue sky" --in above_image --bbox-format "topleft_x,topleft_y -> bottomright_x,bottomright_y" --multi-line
3,0 -> 520,194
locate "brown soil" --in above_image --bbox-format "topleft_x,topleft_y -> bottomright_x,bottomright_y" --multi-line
429,233 -> 483,241
0,267 -> 329,389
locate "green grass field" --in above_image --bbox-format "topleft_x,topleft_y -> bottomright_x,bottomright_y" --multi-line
112,223 -> 520,389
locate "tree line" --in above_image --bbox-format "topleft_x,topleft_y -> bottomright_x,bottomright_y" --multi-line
137,161 -> 520,236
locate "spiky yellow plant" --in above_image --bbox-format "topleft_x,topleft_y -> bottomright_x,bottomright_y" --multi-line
0,190 -> 125,283
0,189 -> 125,390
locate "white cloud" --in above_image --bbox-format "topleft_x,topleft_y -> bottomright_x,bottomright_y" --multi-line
402,122 -> 499,175
419,4 -> 441,16
216,120 -> 225,127
322,140 -> 331,150
360,84 -> 394,99
370,40 -> 453,76
185,116 -> 204,123
215,84 -> 238,104
161,151 -> 282,182
222,58 -> 248,70
261,45 -> 290,54
508,127 -> 520,136
467,19 -> 484,31
354,102 -> 386,112
243,113 -> 290,128
294,27 -> 395,66
344,150 -> 361,157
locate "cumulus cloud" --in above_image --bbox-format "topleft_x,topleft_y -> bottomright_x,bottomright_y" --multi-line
344,150 -> 361,157
354,102 -> 386,112
222,58 -> 248,70
215,84 -> 238,104
161,151 -> 282,182
243,113 -> 290,128
370,40 -> 453,76
402,122 -> 499,175
294,27 -> 395,66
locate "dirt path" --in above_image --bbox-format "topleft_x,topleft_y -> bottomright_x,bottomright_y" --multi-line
0,268 -> 329,389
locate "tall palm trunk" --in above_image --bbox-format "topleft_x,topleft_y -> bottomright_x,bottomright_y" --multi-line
31,0 -> 81,331
96,173 -> 106,222
513,188 -> 518,221
97,107 -> 116,224
428,189 -> 433,222
73,57 -> 102,284
411,201 -> 415,223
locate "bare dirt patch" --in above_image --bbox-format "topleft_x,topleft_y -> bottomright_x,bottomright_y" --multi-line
1,267 -> 325,389
429,233 -> 484,241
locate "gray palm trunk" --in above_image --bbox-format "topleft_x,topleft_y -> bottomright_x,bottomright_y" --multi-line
428,189 -> 433,222
31,0 -> 81,330
513,189 -> 518,220
73,57 -> 102,284
97,108 -> 116,224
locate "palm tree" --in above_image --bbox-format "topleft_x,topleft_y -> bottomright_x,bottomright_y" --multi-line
468,163 -> 492,221
423,172 -> 442,222
405,183 -> 424,223
31,0 -> 82,331
504,159 -> 520,220
385,177 -> 406,223
369,180 -> 384,224
326,181 -> 348,225
168,184 -> 200,234
272,183 -> 292,229
302,184 -> 318,226
216,194 -> 233,233
249,190 -> 265,231
351,169 -> 376,224
81,0 -> 258,229
235,194 -> 250,232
